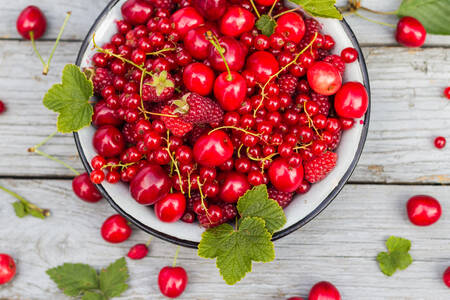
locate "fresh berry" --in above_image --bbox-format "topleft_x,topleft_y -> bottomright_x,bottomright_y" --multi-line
92,68 -> 114,95
170,7 -> 205,38
341,47 -> 358,63
173,93 -> 224,124
304,152 -> 337,183
311,92 -> 330,115
334,82 -> 369,119
220,6 -> 255,37
147,0 -> 174,10
183,63 -> 215,96
323,55 -> 345,75
93,126 -> 126,158
214,71 -> 247,111
101,214 -> 132,243
158,266 -> 188,298
16,6 -> 47,40
121,0 -> 154,25
396,16 -> 426,48
192,0 -> 227,20
309,281 -> 341,300
278,74 -> 298,95
142,71 -> 175,102
434,136 -> 446,149
154,193 -> 186,222
246,51 -> 279,84
275,12 -> 305,44
209,36 -> 246,72
218,172 -> 250,203
268,158 -> 304,192
90,169 -> 105,184
268,187 -> 294,208
127,243 -> 149,260
193,130 -> 234,167
130,165 -> 172,205
0,254 -> 16,285
407,195 -> 441,226
307,61 -> 342,96
72,173 -> 102,203
161,105 -> 194,137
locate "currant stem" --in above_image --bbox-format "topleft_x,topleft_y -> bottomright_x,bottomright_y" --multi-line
166,131 -> 185,194
43,11 -> 71,75
29,31 -> 46,66
208,126 -> 260,137
146,47 -> 176,56
273,7 -> 300,19
249,0 -> 261,18
268,0 -> 279,17
172,246 -> 180,267
353,11 -> 396,28
0,184 -> 50,217
358,6 -> 397,15
206,32 -> 233,81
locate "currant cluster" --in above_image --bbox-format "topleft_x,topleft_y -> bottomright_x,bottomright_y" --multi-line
87,0 -> 369,229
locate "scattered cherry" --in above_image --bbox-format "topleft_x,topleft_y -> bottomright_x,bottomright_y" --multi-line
101,214 -> 132,243
0,254 -> 16,285
396,16 -> 426,48
127,243 -> 149,260
16,5 -> 47,40
0,101 -> 5,114
444,87 -> 450,100
434,136 -> 446,149
407,195 -> 441,226
309,281 -> 341,300
443,267 -> 450,288
158,266 -> 188,298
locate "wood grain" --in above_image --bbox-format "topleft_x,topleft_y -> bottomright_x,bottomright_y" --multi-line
0,179 -> 449,299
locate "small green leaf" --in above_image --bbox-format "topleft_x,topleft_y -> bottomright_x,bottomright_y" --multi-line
288,0 -> 342,19
386,236 -> 411,253
376,236 -> 413,276
376,252 -> 397,276
397,0 -> 450,35
256,15 -> 277,37
99,257 -> 129,298
82,291 -> 106,300
46,263 -> 99,296
237,185 -> 286,234
43,64 -> 94,133
26,207 -> 46,219
12,201 -> 27,218
198,217 -> 275,285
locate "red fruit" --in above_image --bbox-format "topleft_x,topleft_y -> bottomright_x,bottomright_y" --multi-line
158,266 -> 188,298
101,214 -> 132,243
396,16 -> 426,48
16,6 -> 47,40
192,0 -> 227,20
307,62 -> 342,96
72,173 -> 102,203
341,47 -> 358,63
90,169 -> 105,184
121,0 -> 154,25
268,158 -> 304,192
309,281 -> 341,300
0,101 -> 5,114
130,165 -> 172,205
304,152 -> 337,183
127,243 -> 149,260
246,51 -> 279,84
208,36 -> 246,72
170,7 -> 205,38
334,82 -> 369,119
174,93 -> 224,125
0,254 -> 16,285
184,26 -> 212,60
434,136 -> 446,149
445,87 -> 450,99
323,55 -> 345,75
275,12 -> 305,44
93,125 -> 125,158
443,267 -> 450,288
93,101 -> 123,127
92,68 -> 113,95
193,130 -> 234,167
147,0 -> 174,10
142,71 -> 175,102
154,193 -> 186,223
161,106 -> 194,137
183,63 -> 215,96
255,0 -> 277,6
268,187 -> 294,208
219,172 -> 250,203
214,71 -> 247,111
287,298 -> 304,300
220,6 -> 255,37
407,195 -> 441,226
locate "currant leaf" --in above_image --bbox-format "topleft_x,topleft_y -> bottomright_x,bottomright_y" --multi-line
288,0 -> 342,20
43,64 -> 94,133
376,236 -> 413,276
82,291 -> 106,300
397,0 -> 450,35
46,263 -> 99,296
99,257 -> 129,298
256,15 -> 277,37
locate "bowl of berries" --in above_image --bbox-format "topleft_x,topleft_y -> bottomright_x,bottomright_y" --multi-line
74,0 -> 370,248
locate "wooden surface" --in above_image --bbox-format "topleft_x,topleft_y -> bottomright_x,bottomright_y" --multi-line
0,0 -> 450,299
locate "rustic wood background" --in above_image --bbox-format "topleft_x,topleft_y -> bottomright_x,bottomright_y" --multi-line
0,0 -> 449,299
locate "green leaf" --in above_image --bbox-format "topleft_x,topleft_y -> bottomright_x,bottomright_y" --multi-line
46,263 -> 99,296
26,207 -> 46,219
288,0 -> 342,20
43,64 -> 94,133
256,15 -> 277,37
397,0 -> 450,35
99,257 -> 129,298
82,291 -> 106,300
198,217 -> 275,285
12,201 -> 27,218
376,236 -> 413,276
237,185 -> 286,234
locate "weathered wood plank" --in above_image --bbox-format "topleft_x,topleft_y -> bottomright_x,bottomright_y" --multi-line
0,41 -> 449,183
0,180 -> 449,299
0,0 -> 449,46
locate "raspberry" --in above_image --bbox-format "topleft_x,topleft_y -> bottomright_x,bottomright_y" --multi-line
268,187 -> 294,208
161,105 -> 193,137
328,131 -> 341,151
323,55 -> 345,75
146,0 -> 175,10
299,17 -> 322,48
278,74 -> 298,95
174,93 -> 224,125
317,48 -> 330,60
92,68 -> 113,95
311,92 -> 330,115
142,71 -> 175,102
123,123 -> 139,144
187,192 -> 201,211
304,151 -> 338,183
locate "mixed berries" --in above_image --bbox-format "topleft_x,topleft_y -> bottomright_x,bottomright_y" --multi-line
86,0 -> 368,229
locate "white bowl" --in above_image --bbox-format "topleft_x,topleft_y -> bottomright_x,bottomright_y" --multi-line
74,0 -> 370,248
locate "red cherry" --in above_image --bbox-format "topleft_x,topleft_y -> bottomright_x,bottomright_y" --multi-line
246,51 -> 279,84
93,125 -> 125,158
158,266 -> 188,298
183,63 -> 215,96
184,26 -> 212,60
255,0 -> 277,6
274,12 -> 305,44
154,193 -> 186,223
127,243 -> 149,260
90,169 -> 105,184
434,136 -> 446,149
16,6 -> 47,40
334,82 -> 369,119
268,158 -> 304,192
193,130 -> 234,167
0,254 -> 16,285
307,62 -> 342,96
130,165 -> 172,205
309,281 -> 341,300
208,36 -> 246,72
407,195 -> 441,226
443,267 -> 450,288
214,71 -> 247,111
170,7 -> 205,38
396,16 -> 426,48
444,87 -> 450,99
101,214 -> 132,243
121,0 -> 153,25
220,6 -> 255,37
93,101 -> 123,127
341,47 -> 358,63
219,172 -> 250,203
72,173 -> 102,203
192,0 -> 227,20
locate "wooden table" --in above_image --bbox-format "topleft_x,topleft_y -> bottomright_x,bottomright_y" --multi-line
1,1 -> 450,299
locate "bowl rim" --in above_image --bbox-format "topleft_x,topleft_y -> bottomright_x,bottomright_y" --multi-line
74,0 -> 371,249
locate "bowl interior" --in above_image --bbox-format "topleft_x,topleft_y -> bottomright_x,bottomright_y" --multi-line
75,0 -> 369,247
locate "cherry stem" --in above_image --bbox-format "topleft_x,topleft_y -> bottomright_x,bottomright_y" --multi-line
43,11 -> 71,75
145,237 -> 153,247
273,7 -> 300,19
0,184 -> 50,217
172,246 -> 180,267
249,0 -> 261,18
30,31 -> 46,66
206,32 -> 233,81
353,11 -> 396,28
268,0 -> 279,17
358,6 -> 397,15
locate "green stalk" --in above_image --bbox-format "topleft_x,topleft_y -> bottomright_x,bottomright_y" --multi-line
43,12 -> 72,75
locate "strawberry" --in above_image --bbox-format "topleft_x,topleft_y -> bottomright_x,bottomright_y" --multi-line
304,152 -> 338,183
173,93 -> 224,125
142,71 -> 175,102
161,105 -> 193,137
268,187 -> 294,208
